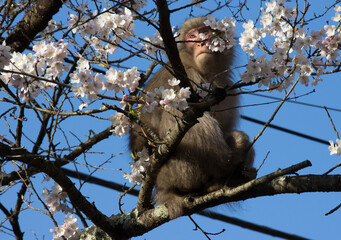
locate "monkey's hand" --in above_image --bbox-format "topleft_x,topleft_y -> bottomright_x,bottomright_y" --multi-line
225,130 -> 256,186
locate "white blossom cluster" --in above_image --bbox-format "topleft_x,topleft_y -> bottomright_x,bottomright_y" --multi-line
70,59 -> 104,101
68,7 -> 134,55
1,40 -> 69,102
329,139 -> 341,156
109,112 -> 134,137
42,182 -> 72,214
196,83 -> 211,98
142,78 -> 191,113
0,41 -> 11,69
50,214 -> 80,240
124,147 -> 150,184
238,0 -> 341,90
71,58 -> 140,103
140,32 -> 165,56
121,0 -> 147,12
33,40 -> 70,79
41,19 -> 58,37
104,66 -> 140,93
202,15 -> 237,52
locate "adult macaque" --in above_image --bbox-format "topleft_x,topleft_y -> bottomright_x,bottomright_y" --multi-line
130,17 -> 256,219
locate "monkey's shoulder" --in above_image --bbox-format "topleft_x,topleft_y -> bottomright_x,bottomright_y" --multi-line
145,67 -> 174,90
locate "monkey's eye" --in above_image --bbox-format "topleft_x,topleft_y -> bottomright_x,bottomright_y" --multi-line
189,33 -> 197,38
187,31 -> 197,39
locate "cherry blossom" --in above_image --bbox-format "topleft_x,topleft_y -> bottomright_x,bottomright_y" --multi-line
109,112 -> 133,137
168,78 -> 180,86
42,182 -> 71,214
68,7 -> 134,55
141,78 -> 191,113
51,214 -> 80,240
124,147 -> 150,184
1,40 -> 70,102
0,41 -> 11,69
203,16 -> 236,52
103,66 -> 141,94
329,139 -> 341,156
140,32 -> 165,56
196,83 -> 211,98
237,1 -> 341,91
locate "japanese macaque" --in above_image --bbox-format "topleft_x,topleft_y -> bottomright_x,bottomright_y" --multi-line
130,17 -> 256,219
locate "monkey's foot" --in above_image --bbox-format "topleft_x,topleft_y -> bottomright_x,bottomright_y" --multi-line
241,166 -> 257,182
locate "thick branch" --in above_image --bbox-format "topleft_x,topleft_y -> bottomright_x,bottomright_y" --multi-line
0,183 -> 26,240
155,0 -> 191,89
125,173 -> 341,238
5,0 -> 64,52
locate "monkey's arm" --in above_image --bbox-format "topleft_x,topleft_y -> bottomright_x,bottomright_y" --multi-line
129,67 -> 175,152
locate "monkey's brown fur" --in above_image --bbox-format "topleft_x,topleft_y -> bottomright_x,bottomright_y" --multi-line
130,17 -> 256,219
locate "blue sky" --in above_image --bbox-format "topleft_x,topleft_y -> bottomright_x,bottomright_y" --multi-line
1,1 -> 341,239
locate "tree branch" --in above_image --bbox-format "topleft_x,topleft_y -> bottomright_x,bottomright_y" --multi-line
5,0 -> 64,52
0,183 -> 26,240
3,143 -> 341,239
155,0 -> 192,89
124,173 -> 341,238
183,160 -> 312,214
5,153 -> 126,239
0,126 -> 113,186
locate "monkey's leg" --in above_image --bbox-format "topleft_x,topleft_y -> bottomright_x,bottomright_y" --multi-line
154,188 -> 187,219
155,158 -> 207,219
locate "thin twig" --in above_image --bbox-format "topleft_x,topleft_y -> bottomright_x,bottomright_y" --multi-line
188,215 -> 212,240
247,77 -> 300,151
323,162 -> 341,175
24,170 -> 58,227
324,106 -> 340,139
118,183 -> 138,214
325,202 -> 341,216
257,151 -> 270,172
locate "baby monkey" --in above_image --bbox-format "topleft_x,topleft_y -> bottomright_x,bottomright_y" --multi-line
130,17 -> 256,219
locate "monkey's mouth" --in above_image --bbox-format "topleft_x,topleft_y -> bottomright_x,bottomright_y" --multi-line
196,51 -> 215,59
197,51 -> 214,56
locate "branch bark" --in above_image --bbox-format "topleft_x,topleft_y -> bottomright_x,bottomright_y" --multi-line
5,0 -> 64,52
155,0 -> 192,89
82,173 -> 341,239
0,183 -> 26,240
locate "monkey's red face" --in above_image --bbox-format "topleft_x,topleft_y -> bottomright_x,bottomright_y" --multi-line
185,26 -> 214,45
186,27 -> 215,56
185,26 -> 219,70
